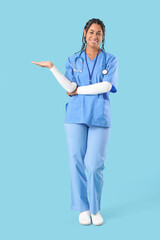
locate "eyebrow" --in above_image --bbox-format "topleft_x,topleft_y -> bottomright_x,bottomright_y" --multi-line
90,29 -> 102,33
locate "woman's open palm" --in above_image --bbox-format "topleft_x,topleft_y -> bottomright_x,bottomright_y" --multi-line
31,61 -> 53,69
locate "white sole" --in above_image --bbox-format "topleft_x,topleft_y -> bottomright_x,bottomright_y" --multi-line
79,220 -> 91,225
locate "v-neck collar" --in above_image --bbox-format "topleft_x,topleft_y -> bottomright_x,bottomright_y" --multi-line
84,49 -> 102,61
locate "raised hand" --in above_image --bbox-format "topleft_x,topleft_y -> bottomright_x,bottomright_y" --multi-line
31,61 -> 54,69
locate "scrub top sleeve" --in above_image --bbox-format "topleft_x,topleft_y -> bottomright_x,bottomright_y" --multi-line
103,55 -> 118,93
65,56 -> 77,83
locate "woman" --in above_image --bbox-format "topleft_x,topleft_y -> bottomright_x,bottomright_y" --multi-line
31,18 -> 118,226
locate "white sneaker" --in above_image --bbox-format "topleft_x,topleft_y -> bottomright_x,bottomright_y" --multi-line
79,210 -> 91,225
91,212 -> 103,226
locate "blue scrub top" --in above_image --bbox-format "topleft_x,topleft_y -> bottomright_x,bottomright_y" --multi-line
64,50 -> 118,128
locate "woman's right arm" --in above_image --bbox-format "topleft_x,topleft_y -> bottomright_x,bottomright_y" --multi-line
49,65 -> 77,93
31,60 -> 77,93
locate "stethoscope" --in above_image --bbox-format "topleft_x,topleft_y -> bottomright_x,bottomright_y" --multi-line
73,48 -> 108,81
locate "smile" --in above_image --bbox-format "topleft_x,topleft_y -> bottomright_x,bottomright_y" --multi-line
90,40 -> 98,43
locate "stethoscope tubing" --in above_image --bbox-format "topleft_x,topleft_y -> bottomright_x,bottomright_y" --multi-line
73,48 -> 107,75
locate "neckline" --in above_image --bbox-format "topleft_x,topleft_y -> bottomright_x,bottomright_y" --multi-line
85,49 -> 102,61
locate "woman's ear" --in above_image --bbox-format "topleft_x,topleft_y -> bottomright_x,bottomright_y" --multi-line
83,29 -> 86,38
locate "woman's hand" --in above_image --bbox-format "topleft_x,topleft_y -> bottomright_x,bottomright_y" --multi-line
66,87 -> 78,96
31,61 -> 54,69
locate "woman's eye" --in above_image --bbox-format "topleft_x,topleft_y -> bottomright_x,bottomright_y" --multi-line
89,32 -> 102,35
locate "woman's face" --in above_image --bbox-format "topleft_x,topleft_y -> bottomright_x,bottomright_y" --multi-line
84,23 -> 103,48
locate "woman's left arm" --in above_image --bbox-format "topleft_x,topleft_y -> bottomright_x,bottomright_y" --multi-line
67,81 -> 112,96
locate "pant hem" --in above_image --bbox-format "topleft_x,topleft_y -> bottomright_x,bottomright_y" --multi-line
71,206 -> 90,212
90,207 -> 101,214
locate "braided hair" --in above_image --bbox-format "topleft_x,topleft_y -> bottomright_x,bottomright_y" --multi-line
74,18 -> 106,54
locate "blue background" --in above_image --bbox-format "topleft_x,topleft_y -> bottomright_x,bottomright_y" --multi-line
0,0 -> 160,239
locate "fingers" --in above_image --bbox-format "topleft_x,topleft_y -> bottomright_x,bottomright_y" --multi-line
31,61 -> 46,67
31,61 -> 39,64
31,61 -> 41,65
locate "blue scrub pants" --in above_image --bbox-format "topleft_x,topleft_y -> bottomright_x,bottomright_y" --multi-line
64,123 -> 110,214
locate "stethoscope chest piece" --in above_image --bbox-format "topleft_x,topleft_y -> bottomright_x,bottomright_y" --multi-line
102,69 -> 107,75
73,49 -> 108,77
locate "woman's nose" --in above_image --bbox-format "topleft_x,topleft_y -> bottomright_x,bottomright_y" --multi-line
93,34 -> 98,39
